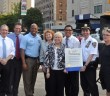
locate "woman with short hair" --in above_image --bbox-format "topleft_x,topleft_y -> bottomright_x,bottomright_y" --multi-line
44,32 -> 65,96
99,27 -> 110,96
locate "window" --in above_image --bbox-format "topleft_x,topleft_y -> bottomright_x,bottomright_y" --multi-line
94,5 -> 102,14
59,16 -> 62,20
72,0 -> 74,3
59,2 -> 62,6
72,10 -> 74,17
59,23 -> 62,25
59,10 -> 62,14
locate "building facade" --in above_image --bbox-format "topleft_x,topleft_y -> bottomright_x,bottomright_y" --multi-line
0,0 -> 31,14
35,0 -> 67,29
67,0 -> 110,31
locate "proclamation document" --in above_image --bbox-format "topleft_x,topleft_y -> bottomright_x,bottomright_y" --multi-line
65,48 -> 83,71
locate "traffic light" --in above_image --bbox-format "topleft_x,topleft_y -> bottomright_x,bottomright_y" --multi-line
108,0 -> 110,4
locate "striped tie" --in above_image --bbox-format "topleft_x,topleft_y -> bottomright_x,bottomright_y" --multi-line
66,37 -> 68,48
2,39 -> 6,58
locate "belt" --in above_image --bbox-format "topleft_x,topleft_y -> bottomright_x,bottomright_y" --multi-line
14,57 -> 21,60
83,61 -> 95,64
25,55 -> 39,59
83,61 -> 96,68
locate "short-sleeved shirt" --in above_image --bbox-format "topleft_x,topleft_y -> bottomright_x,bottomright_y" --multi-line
20,32 -> 42,57
81,36 -> 98,62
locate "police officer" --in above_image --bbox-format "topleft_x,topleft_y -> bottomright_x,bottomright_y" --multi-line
80,24 -> 99,96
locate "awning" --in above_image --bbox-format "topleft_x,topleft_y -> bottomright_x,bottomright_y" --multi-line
91,24 -> 100,29
75,14 -> 90,20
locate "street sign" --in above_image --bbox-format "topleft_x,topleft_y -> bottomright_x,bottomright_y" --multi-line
21,0 -> 27,15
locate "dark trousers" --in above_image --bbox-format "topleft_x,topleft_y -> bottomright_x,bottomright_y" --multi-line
80,62 -> 99,96
65,71 -> 79,96
49,69 -> 65,96
0,60 -> 12,96
10,57 -> 22,96
44,73 -> 50,96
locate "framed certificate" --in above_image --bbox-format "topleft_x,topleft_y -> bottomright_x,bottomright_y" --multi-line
65,48 -> 83,71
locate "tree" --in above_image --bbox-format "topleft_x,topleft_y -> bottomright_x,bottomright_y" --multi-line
0,2 -> 21,31
23,8 -> 43,28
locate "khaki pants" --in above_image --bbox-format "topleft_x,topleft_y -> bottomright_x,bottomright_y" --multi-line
23,58 -> 40,96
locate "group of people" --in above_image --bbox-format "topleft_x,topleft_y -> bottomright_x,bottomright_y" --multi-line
0,22 -> 110,96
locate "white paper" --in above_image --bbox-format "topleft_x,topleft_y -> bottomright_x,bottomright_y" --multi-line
65,48 -> 83,68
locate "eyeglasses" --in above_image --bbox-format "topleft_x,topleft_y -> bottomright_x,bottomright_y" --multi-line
65,29 -> 73,31
102,34 -> 110,36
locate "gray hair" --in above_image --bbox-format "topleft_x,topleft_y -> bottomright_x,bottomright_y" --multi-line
0,24 -> 9,30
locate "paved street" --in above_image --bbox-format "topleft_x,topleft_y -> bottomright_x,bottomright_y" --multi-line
18,69 -> 106,96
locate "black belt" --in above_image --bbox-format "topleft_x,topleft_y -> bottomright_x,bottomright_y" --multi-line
14,57 -> 21,60
83,61 -> 95,64
83,61 -> 97,68
25,55 -> 39,59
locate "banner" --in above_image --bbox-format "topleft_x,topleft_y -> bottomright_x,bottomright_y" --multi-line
21,0 -> 27,15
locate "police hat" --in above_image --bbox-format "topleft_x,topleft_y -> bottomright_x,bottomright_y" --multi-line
81,24 -> 90,30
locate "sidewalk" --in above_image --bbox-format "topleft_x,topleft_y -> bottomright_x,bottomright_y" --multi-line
18,69 -> 106,96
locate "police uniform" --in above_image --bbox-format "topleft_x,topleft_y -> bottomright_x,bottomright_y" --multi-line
80,24 -> 99,96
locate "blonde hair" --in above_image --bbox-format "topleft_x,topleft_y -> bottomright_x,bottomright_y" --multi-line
54,31 -> 63,39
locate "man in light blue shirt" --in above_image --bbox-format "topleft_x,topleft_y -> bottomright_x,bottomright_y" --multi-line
20,23 -> 42,96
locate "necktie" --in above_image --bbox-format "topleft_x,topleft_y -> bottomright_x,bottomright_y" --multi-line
66,37 -> 68,48
16,35 -> 20,59
2,39 -> 6,58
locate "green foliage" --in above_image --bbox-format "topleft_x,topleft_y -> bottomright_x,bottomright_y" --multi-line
0,2 -> 21,31
0,3 -> 43,31
23,8 -> 43,28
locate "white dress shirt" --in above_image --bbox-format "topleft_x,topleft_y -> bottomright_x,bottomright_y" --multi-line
0,35 -> 15,59
63,35 -> 80,48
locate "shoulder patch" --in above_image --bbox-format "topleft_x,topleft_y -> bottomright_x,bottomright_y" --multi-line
92,42 -> 97,48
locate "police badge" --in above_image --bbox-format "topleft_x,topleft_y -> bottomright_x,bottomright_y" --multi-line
85,41 -> 91,48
